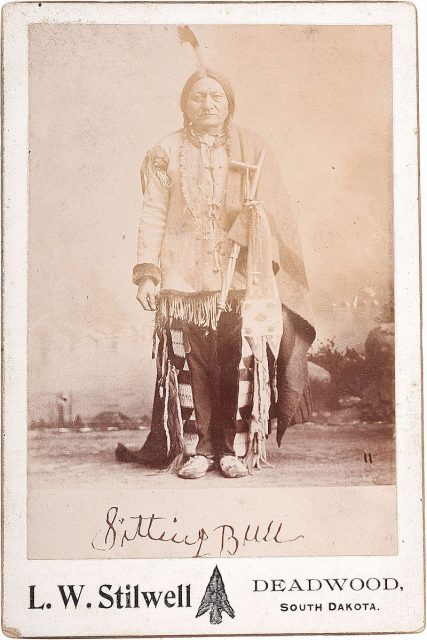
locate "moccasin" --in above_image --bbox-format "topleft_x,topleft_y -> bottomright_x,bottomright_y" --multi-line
220,455 -> 249,478
178,455 -> 214,479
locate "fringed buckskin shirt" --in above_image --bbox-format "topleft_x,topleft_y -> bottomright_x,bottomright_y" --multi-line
133,127 -> 246,328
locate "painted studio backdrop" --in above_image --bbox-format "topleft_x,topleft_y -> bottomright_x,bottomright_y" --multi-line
28,24 -> 393,445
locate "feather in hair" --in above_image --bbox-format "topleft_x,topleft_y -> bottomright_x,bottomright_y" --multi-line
177,25 -> 206,71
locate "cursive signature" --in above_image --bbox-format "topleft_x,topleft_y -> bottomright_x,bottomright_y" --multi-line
91,507 -> 304,557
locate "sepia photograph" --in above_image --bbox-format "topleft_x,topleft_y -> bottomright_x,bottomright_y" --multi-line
26,21 -> 397,558
2,2 -> 423,635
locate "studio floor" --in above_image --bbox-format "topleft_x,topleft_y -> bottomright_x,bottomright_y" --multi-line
28,420 -> 395,490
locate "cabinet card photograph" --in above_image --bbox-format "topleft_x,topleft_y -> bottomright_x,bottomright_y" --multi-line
2,1 -> 423,637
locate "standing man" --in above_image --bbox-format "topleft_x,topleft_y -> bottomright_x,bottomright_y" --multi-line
129,66 -> 315,479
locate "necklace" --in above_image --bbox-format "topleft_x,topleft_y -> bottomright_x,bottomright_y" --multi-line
185,126 -> 228,150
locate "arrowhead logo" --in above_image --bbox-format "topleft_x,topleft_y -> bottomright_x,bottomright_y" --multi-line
196,565 -> 235,625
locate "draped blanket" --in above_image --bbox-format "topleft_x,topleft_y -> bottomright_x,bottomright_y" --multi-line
226,126 -> 315,447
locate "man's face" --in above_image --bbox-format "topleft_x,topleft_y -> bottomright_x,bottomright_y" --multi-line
186,77 -> 229,133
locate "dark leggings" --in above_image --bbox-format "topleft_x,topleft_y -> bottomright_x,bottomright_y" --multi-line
184,311 -> 243,458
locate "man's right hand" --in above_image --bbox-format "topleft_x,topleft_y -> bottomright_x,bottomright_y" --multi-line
136,276 -> 158,311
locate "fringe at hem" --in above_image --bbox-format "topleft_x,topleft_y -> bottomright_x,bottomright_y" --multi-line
157,290 -> 244,330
